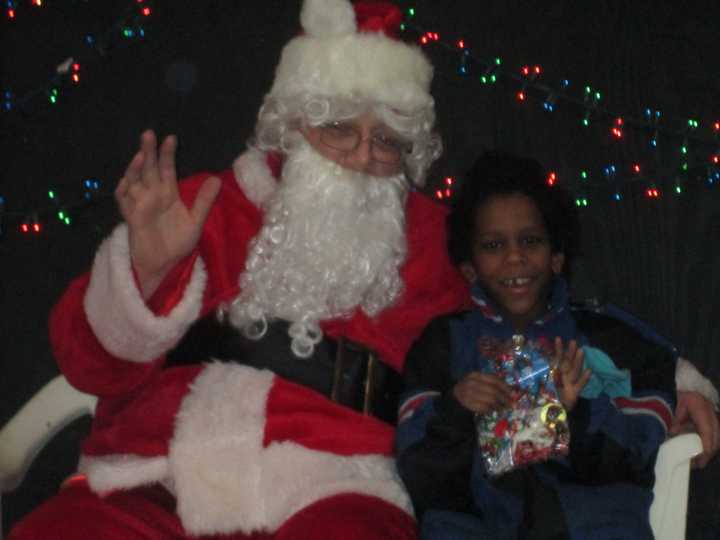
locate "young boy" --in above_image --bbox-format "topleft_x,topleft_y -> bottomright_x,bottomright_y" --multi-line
395,151 -> 677,540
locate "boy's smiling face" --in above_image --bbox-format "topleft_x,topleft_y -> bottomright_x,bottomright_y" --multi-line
461,192 -> 565,332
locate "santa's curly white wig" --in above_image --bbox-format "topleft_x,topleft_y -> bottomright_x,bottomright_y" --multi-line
251,93 -> 442,186
248,0 -> 443,185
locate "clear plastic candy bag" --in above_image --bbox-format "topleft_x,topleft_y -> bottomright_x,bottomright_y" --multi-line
475,334 -> 570,477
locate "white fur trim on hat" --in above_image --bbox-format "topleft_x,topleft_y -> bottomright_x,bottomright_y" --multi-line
270,0 -> 433,111
84,224 -> 207,363
232,148 -> 277,208
676,357 -> 719,409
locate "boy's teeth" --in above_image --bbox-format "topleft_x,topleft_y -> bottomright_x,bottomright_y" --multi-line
504,277 -> 530,286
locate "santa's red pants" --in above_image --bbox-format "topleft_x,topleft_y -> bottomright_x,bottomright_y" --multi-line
9,480 -> 417,540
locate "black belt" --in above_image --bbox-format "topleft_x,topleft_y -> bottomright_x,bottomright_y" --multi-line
166,316 -> 401,423
328,336 -> 402,423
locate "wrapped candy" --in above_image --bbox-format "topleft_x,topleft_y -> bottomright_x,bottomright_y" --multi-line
475,335 -> 570,476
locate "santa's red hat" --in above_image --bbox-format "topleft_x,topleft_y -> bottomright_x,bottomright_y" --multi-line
269,0 -> 434,112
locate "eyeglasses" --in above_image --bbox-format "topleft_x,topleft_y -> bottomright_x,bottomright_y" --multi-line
315,121 -> 412,165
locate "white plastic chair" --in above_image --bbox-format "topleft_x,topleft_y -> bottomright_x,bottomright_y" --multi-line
0,376 -> 97,539
0,375 -> 703,539
651,431 -> 702,540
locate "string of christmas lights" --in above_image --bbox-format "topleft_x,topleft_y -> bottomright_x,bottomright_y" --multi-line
1,0 -> 154,238
4,0 -> 42,21
0,178 -> 113,238
3,0 -> 153,115
3,3 -> 719,239
400,7 -> 720,204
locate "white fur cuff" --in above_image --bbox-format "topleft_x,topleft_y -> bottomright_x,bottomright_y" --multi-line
676,357 -> 719,409
80,454 -> 169,494
84,224 -> 207,363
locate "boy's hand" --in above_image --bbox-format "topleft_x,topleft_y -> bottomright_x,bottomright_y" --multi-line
553,338 -> 592,412
453,372 -> 513,414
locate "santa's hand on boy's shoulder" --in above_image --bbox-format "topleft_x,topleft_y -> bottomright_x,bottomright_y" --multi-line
553,337 -> 592,412
453,372 -> 513,414
671,391 -> 720,468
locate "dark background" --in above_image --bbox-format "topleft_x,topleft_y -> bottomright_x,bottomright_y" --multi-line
1,0 -> 719,537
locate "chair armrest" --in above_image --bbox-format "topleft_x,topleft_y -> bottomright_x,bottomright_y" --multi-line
0,376 -> 97,493
650,433 -> 703,540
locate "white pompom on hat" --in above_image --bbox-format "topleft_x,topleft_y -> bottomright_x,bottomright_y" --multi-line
269,0 -> 434,112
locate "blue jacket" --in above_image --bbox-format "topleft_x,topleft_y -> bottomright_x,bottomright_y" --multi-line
396,278 -> 676,540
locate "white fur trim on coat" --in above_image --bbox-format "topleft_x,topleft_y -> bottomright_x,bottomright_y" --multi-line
232,147 -> 277,207
168,362 -> 412,536
270,0 -> 433,112
676,357 -> 720,409
79,454 -> 169,494
84,224 -> 207,363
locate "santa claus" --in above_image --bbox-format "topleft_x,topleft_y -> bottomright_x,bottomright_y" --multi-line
9,0 -> 469,538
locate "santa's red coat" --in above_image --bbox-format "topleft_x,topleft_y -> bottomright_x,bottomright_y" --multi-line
48,149 -> 469,536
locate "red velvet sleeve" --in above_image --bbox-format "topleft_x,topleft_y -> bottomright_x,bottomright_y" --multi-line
49,169 -> 262,397
49,273 -> 162,396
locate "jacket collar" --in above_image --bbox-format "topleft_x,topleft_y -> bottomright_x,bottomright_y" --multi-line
470,276 -> 570,331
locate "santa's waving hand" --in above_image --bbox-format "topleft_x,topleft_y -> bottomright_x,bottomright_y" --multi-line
115,130 -> 221,299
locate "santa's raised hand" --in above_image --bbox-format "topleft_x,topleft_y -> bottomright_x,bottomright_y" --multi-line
115,130 -> 221,299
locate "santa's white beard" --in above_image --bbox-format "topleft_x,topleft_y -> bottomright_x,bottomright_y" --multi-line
226,141 -> 408,358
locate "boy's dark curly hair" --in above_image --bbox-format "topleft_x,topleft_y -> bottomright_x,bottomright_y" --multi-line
446,151 -> 579,273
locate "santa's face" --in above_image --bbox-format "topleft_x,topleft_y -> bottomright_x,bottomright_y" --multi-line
228,131 -> 409,357
300,113 -> 409,178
